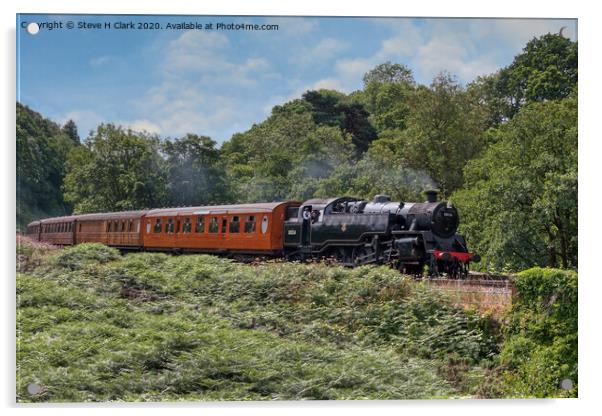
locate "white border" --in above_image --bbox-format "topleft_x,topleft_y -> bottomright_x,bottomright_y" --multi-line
3,1 -> 599,415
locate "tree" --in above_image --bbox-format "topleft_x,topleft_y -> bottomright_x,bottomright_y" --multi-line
162,134 -> 230,206
221,103 -> 354,202
366,73 -> 487,198
359,62 -> 416,133
63,124 -> 167,213
484,34 -> 577,121
452,95 -> 577,272
16,103 -> 76,228
61,119 -> 80,144
302,90 -> 377,154
362,62 -> 415,86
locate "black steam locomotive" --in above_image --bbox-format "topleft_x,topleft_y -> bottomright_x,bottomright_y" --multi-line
283,191 -> 479,278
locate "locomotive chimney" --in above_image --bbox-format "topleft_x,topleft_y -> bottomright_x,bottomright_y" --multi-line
425,190 -> 438,203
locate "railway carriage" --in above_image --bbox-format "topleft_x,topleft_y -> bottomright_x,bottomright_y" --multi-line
75,211 -> 147,248
142,202 -> 300,255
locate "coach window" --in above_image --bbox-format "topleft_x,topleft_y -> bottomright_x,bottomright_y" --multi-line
229,216 -> 240,233
114,221 -> 119,233
244,215 -> 256,233
195,216 -> 205,233
183,218 -> 192,233
209,217 -> 219,233
261,215 -> 269,234
167,218 -> 174,233
154,218 -> 162,233
128,220 -> 133,232
146,220 -> 151,234
222,218 -> 228,233
176,219 -> 181,233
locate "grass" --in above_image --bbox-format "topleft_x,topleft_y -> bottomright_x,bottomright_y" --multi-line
16,239 -> 509,402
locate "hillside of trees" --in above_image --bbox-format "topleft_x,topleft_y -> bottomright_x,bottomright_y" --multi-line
16,33 -> 577,273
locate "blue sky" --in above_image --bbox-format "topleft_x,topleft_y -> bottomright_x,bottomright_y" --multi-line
17,15 -> 577,144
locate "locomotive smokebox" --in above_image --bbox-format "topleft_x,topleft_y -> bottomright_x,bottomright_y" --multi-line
424,190 -> 438,203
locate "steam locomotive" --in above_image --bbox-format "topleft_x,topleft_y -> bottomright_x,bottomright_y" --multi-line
284,191 -> 479,277
25,191 -> 478,278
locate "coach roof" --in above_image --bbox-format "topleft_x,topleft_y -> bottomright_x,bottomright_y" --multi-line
146,202 -> 298,218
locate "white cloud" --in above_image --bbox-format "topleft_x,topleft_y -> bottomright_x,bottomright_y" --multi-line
290,38 -> 350,66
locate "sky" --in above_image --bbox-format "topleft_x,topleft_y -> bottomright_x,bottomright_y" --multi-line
16,15 -> 577,144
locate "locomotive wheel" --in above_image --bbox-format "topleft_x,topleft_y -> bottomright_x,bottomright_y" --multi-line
332,247 -> 351,265
352,244 -> 376,266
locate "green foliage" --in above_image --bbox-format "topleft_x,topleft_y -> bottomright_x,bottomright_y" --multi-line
366,73 -> 488,197
17,248 -> 503,401
302,89 -> 377,153
162,134 -> 231,206
53,243 -> 121,270
360,63 -> 415,133
221,105 -> 354,202
452,96 -> 577,272
16,103 -> 78,228
362,62 -> 415,86
480,34 -> 577,120
61,119 -> 80,144
498,268 -> 577,397
63,124 -> 168,213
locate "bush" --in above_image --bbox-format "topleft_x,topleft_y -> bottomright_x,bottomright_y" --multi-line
53,243 -> 121,270
498,267 -> 577,397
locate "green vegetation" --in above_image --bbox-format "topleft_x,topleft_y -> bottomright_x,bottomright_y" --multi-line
16,103 -> 79,227
452,96 -> 577,271
18,242 -> 505,402
498,268 -> 578,397
16,242 -> 578,401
